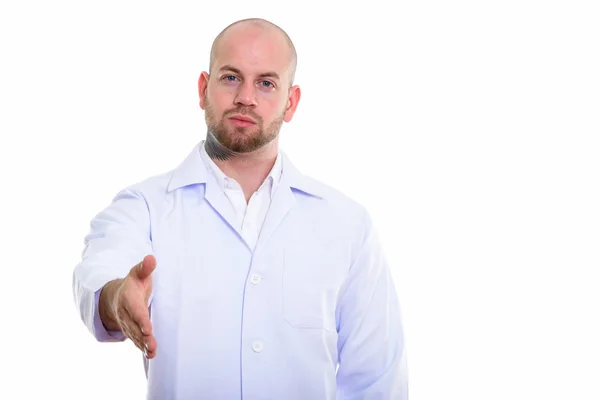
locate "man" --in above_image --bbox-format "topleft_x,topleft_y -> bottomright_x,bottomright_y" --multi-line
73,18 -> 408,399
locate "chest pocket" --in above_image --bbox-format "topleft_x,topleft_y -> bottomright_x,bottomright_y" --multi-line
281,247 -> 342,332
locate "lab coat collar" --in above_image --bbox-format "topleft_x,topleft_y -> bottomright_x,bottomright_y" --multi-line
167,141 -> 325,199
199,140 -> 283,200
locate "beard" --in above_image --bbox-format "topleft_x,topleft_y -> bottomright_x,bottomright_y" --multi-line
205,98 -> 285,154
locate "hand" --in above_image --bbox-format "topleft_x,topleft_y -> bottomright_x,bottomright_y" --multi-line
109,255 -> 158,359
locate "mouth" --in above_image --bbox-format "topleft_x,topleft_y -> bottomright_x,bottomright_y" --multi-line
229,114 -> 256,123
228,115 -> 256,128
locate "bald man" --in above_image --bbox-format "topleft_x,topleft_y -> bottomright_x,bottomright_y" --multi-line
73,18 -> 408,399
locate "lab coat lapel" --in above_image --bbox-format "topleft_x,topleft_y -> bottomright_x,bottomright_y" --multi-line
203,176 -> 243,241
255,173 -> 296,253
254,151 -> 323,253
167,142 -> 245,246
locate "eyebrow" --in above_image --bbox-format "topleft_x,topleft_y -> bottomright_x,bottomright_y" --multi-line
218,65 -> 280,81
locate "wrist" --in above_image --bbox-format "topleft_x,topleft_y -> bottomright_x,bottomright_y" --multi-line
99,279 -> 123,331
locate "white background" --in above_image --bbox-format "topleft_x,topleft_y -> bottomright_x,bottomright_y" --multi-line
1,0 -> 598,399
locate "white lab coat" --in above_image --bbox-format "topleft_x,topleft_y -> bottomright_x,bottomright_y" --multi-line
73,141 -> 408,399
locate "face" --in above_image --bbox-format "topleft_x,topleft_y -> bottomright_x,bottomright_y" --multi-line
198,25 -> 301,154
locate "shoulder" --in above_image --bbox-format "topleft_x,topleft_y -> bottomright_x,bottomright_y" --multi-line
116,142 -> 205,201
113,169 -> 176,205
293,173 -> 371,234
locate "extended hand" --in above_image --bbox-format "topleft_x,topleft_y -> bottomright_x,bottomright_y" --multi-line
109,255 -> 157,359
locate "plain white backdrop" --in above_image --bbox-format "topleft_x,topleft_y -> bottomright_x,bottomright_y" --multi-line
1,0 -> 598,399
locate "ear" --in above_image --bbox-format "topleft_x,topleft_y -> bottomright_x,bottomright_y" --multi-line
198,72 -> 210,110
283,85 -> 301,123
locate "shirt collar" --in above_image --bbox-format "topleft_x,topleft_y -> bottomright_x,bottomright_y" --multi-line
167,141 -> 325,199
198,140 -> 282,198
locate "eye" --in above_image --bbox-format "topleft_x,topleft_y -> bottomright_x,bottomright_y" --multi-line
222,75 -> 238,83
260,80 -> 275,89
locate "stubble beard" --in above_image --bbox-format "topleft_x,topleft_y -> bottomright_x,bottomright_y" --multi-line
204,99 -> 285,159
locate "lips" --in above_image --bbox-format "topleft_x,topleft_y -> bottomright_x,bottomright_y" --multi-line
229,114 -> 256,124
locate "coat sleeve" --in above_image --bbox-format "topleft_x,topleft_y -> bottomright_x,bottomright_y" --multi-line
72,187 -> 154,342
335,208 -> 408,399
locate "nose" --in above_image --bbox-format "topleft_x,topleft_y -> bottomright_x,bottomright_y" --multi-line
234,81 -> 258,108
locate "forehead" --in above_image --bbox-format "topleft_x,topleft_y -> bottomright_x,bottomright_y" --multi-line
213,25 -> 291,77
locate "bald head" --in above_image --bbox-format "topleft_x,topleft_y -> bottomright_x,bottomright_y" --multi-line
209,18 -> 297,86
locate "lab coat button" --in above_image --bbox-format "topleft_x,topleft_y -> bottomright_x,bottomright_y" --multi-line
252,341 -> 264,353
250,273 -> 262,285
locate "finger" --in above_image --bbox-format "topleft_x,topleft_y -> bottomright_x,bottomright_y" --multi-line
124,294 -> 153,337
143,333 -> 158,359
121,324 -> 141,351
117,307 -> 145,351
124,307 -> 148,353
133,255 -> 156,281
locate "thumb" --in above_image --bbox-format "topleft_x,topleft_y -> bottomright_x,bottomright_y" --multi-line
133,254 -> 156,281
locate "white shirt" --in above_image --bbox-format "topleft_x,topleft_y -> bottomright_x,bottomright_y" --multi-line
72,140 -> 408,399
199,142 -> 282,250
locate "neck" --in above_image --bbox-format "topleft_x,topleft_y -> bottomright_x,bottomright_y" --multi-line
205,130 -> 280,200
